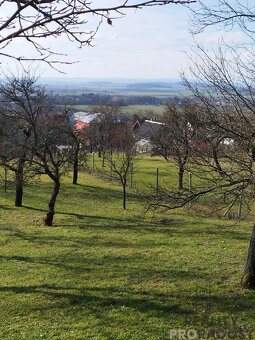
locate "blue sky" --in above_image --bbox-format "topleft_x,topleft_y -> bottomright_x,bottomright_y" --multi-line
54,4 -> 192,79
2,1 -> 246,80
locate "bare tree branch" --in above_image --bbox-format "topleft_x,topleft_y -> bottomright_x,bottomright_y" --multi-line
0,0 -> 195,67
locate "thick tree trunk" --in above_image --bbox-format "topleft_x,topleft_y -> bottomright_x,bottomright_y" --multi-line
72,143 -> 80,185
15,158 -> 25,207
241,225 -> 255,289
45,180 -> 60,226
179,167 -> 184,190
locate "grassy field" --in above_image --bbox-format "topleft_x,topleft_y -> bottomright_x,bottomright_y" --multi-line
71,105 -> 165,116
0,158 -> 255,339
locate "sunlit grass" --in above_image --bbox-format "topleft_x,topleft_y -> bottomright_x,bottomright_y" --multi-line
0,163 -> 254,339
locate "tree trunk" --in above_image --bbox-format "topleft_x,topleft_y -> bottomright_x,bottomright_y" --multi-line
72,143 -> 80,185
15,158 -> 25,207
98,149 -> 101,158
241,225 -> 255,289
102,151 -> 105,167
123,182 -> 126,210
45,179 -> 60,226
4,167 -> 7,193
179,167 -> 184,190
213,147 -> 224,176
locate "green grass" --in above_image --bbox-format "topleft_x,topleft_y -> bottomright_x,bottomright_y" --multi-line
0,161 -> 255,339
70,105 -> 165,116
88,154 -> 182,194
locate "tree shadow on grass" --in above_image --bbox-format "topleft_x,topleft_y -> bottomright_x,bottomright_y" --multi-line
10,206 -> 252,243
0,283 -> 190,317
0,283 -> 254,319
22,205 -> 129,222
26,182 -> 144,204
0,254 -> 209,280
0,204 -> 15,210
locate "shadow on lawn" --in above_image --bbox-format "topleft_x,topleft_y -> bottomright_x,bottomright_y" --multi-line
0,283 -> 189,316
0,283 -> 254,317
23,205 -> 130,223
10,206 -> 252,243
25,182 -> 143,204
0,254 -> 208,280
0,204 -> 15,210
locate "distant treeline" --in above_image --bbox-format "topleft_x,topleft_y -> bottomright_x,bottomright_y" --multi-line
52,93 -> 182,106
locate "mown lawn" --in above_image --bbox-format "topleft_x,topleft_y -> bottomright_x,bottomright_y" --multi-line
0,167 -> 255,339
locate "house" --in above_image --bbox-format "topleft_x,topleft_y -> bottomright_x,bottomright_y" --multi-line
134,119 -> 164,154
134,119 -> 164,140
73,111 -> 98,126
135,138 -> 153,153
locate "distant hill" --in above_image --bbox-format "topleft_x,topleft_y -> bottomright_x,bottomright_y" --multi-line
39,78 -> 191,98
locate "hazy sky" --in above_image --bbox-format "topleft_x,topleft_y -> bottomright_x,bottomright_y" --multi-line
2,2 -> 246,80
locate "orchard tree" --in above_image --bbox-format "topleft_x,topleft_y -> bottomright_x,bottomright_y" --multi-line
61,109 -> 89,185
0,74 -> 49,206
106,120 -> 136,210
150,42 -> 255,289
163,0 -> 255,290
0,73 -> 71,226
89,105 -> 120,165
151,101 -> 201,190
32,113 -> 71,226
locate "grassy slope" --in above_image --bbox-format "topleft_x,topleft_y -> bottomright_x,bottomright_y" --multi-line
0,162 -> 255,339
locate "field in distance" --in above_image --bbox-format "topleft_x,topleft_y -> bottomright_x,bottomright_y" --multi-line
42,78 -> 191,97
71,104 -> 166,115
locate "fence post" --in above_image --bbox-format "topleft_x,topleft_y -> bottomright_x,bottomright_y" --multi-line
92,151 -> 95,175
130,160 -> 133,188
156,167 -> 159,197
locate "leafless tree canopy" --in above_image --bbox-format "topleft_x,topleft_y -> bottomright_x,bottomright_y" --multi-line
191,0 -> 255,37
0,0 -> 195,67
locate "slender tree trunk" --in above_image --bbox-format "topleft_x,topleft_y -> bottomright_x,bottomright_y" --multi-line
15,158 -> 25,207
72,143 -> 80,185
213,147 -> 224,176
4,167 -> 7,193
123,182 -> 126,209
98,149 -> 101,158
241,225 -> 255,289
45,179 -> 60,226
102,151 -> 105,167
179,166 -> 184,190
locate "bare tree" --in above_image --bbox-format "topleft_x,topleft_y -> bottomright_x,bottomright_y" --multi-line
32,113 -> 71,226
0,73 -> 72,226
149,42 -> 255,288
105,120 -> 136,209
151,101 -> 201,189
188,0 -> 255,289
0,73 -> 49,206
70,125 -> 88,185
89,105 -> 120,165
191,0 -> 255,38
0,0 -> 195,67
60,109 -> 89,185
